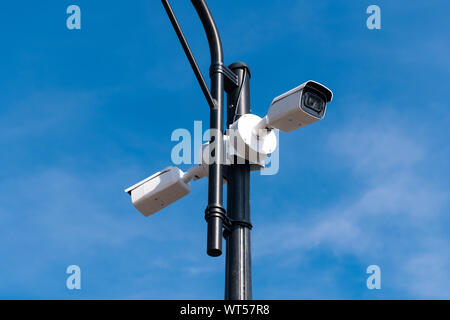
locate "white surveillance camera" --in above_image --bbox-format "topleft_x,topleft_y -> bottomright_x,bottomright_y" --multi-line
126,141 -> 249,217
254,80 -> 333,134
224,81 -> 332,164
125,165 -> 207,217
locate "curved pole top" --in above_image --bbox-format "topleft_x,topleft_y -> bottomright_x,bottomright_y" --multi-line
191,0 -> 224,64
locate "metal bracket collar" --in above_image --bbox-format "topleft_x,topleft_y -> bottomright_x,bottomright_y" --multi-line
210,63 -> 239,93
205,203 -> 253,238
204,205 -> 253,236
205,204 -> 228,227
222,218 -> 253,239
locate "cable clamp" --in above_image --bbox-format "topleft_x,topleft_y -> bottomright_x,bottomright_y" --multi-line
204,205 -> 230,229
222,218 -> 253,238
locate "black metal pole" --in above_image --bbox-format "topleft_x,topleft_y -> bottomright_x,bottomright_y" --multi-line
191,0 -> 226,257
161,0 -> 252,298
225,62 -> 252,300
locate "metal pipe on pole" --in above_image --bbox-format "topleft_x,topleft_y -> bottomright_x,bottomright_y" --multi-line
190,0 -> 226,257
225,63 -> 252,300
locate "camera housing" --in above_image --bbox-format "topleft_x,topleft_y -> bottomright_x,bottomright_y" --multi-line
256,80 -> 333,133
125,165 -> 210,217
125,167 -> 190,217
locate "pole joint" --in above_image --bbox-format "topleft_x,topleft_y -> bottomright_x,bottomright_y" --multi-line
210,63 -> 239,92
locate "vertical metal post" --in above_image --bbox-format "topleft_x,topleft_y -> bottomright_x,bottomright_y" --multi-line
191,0 -> 227,257
225,62 -> 252,300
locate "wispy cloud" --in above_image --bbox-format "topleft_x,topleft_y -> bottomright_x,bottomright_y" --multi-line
0,163 -> 225,298
253,109 -> 450,298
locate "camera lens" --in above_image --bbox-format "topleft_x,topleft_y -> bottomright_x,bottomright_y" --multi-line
303,92 -> 325,113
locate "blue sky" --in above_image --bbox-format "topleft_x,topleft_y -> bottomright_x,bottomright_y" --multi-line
0,0 -> 449,299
